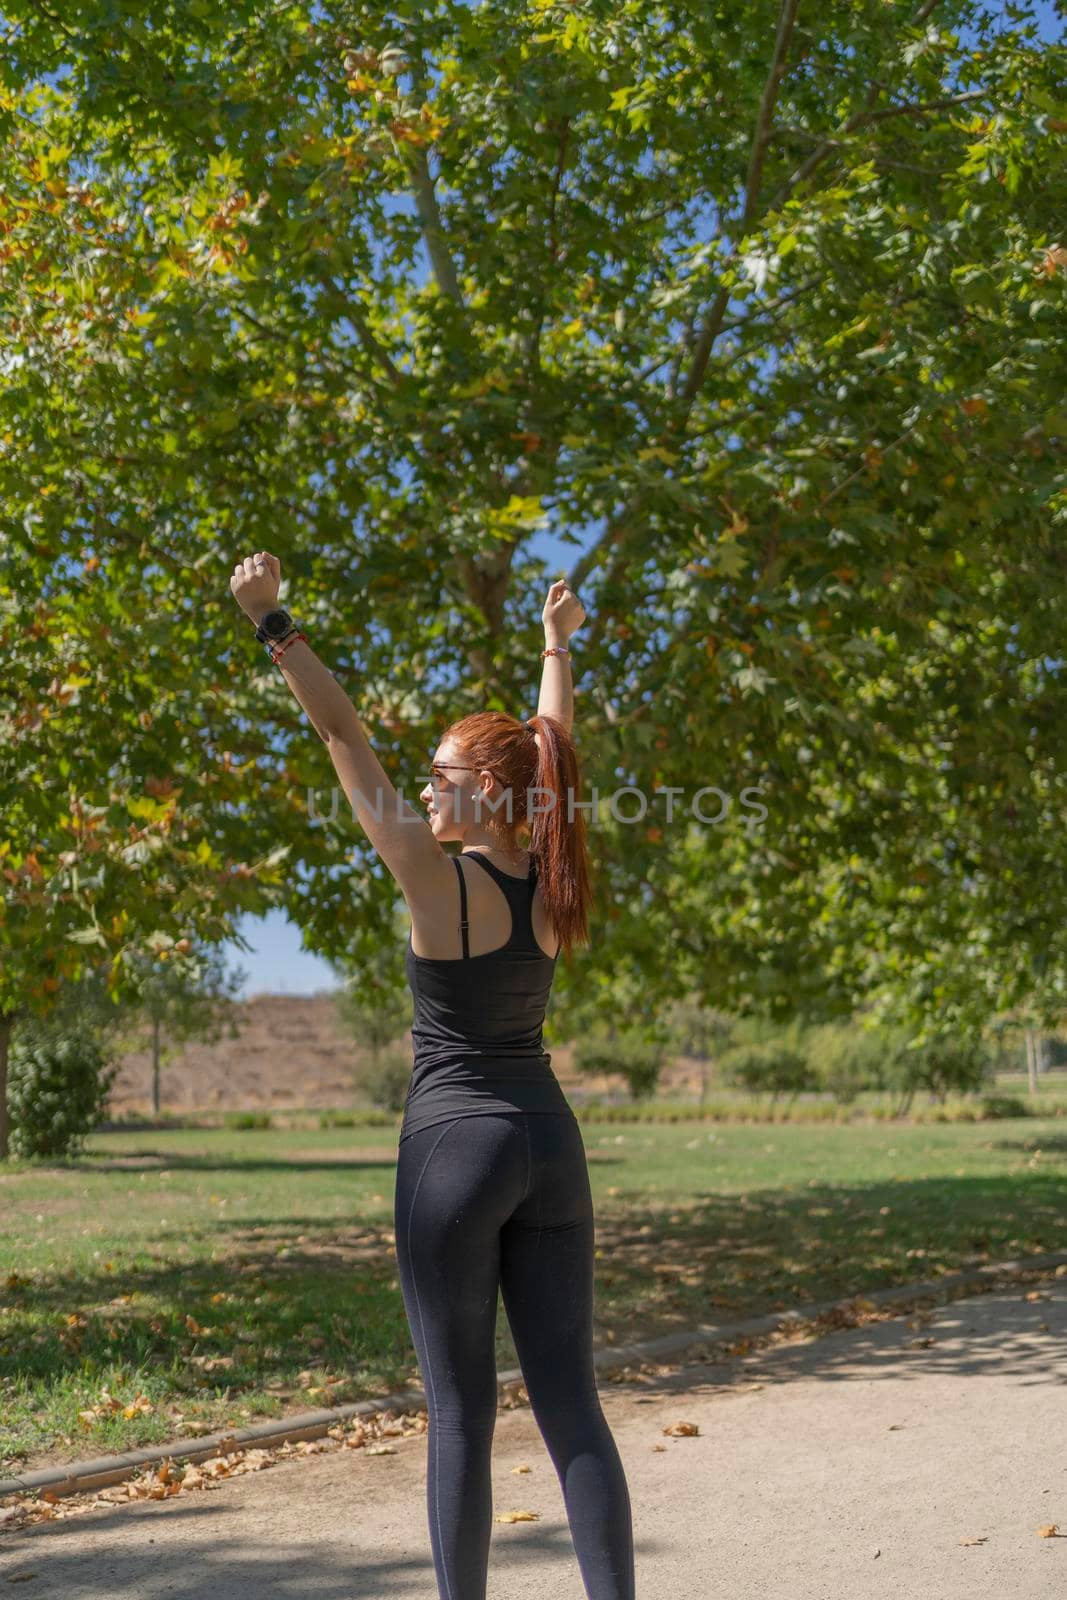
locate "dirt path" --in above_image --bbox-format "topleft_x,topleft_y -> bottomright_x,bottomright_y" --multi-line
3,1279 -> 1065,1598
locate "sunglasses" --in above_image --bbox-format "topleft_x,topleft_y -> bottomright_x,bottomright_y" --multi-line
428,763 -> 497,783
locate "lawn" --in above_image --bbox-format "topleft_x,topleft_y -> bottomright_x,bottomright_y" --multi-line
2,1109 -> 1065,1477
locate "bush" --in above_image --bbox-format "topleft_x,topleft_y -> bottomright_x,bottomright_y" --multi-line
978,1094 -> 1030,1120
718,1041 -> 814,1102
7,1029 -> 118,1159
804,1023 -> 904,1105
888,1033 -> 994,1111
355,1048 -> 412,1114
318,1108 -> 396,1128
223,1110 -> 272,1130
571,1033 -> 665,1101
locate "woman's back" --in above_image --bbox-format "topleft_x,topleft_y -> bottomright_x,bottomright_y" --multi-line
400,851 -> 572,1143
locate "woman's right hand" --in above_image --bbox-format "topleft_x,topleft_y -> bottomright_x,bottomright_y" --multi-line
542,578 -> 586,642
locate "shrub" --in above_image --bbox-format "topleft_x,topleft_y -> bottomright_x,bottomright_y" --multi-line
355,1048 -> 412,1114
571,1033 -> 665,1101
978,1094 -> 1030,1120
317,1107 -> 394,1128
718,1041 -> 814,1102
7,1030 -> 118,1159
223,1110 -> 272,1130
804,1023 -> 901,1105
887,1033 -> 993,1111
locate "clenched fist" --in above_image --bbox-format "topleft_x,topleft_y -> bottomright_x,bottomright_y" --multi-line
542,578 -> 586,642
230,551 -> 281,625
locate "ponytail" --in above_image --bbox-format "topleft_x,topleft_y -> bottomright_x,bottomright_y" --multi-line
443,710 -> 593,960
526,713 -> 591,960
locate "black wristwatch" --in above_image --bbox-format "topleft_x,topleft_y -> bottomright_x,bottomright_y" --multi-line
254,607 -> 298,646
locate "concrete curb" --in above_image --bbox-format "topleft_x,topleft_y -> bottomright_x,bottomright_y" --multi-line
3,1248 -> 1065,1504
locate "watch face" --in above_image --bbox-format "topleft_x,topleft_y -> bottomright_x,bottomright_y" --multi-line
263,609 -> 291,639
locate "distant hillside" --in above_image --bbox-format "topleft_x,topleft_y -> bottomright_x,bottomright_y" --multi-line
105,992 -> 702,1115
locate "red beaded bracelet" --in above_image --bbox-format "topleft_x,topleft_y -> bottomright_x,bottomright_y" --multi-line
270,630 -> 308,665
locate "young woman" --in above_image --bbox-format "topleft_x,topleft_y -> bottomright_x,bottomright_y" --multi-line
230,554 -> 636,1600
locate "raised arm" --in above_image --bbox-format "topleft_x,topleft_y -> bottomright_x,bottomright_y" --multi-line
537,579 -> 586,735
229,550 -> 445,894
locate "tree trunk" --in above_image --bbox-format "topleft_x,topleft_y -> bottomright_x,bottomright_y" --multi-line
1025,1027 -> 1038,1096
152,1015 -> 162,1117
0,1010 -> 12,1161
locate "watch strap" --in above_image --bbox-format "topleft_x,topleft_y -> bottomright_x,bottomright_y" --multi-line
254,608 -> 296,644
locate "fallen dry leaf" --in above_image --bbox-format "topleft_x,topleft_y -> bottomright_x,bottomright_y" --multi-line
662,1421 -> 700,1437
496,1509 -> 539,1523
1037,1525 -> 1059,1538
511,1464 -> 532,1474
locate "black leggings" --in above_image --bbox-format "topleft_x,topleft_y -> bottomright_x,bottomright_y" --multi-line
393,1110 -> 636,1599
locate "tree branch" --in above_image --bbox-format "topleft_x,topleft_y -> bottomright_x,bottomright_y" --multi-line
407,145 -> 464,304
679,0 -> 801,408
819,420 -> 923,508
568,0 -> 802,625
567,0 -> 973,664
24,0 -> 78,44
315,274 -> 406,388
231,301 -> 374,394
764,91 -> 988,215
523,116 -> 572,381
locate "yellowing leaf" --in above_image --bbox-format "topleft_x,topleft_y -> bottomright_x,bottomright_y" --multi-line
495,1509 -> 540,1523
713,541 -> 748,580
637,446 -> 679,465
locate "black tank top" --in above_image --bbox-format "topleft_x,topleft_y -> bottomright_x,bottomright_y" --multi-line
399,851 -> 573,1142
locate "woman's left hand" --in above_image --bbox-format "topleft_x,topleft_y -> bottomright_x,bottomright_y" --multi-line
230,551 -> 281,623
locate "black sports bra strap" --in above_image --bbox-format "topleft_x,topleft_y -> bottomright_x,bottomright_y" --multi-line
461,851 -> 541,953
452,854 -> 470,959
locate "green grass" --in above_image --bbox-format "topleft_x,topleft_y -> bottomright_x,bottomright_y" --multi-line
2,1105 -> 1065,1477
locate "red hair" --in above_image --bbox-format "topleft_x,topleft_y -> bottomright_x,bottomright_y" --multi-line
443,711 -> 592,960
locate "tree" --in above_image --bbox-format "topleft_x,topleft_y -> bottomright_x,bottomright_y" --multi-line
571,1029 -> 666,1102
332,906 -> 412,1102
2,0 -> 1064,1091
802,1019 -> 909,1106
661,996 -> 735,1102
718,1040 -> 815,1106
885,1030 -> 992,1114
7,1030 -> 118,1161
119,943 -> 247,1117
